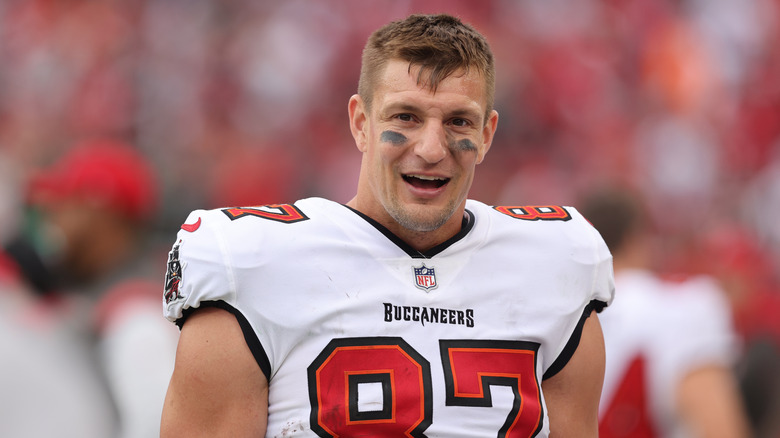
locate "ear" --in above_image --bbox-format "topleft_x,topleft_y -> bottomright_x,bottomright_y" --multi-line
476,109 -> 499,164
348,94 -> 368,152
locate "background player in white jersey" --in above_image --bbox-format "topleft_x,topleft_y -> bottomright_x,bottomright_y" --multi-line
161,14 -> 614,437
580,188 -> 751,438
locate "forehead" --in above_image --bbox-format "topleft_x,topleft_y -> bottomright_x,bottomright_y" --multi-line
372,59 -> 488,116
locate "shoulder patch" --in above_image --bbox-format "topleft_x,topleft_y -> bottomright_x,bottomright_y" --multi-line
163,240 -> 186,305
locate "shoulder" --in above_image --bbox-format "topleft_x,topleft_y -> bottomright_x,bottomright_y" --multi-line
469,200 -> 596,234
622,272 -> 730,316
176,198 -> 336,249
662,275 -> 733,325
613,271 -> 736,354
469,199 -> 577,222
184,200 -> 316,233
163,198 -> 344,324
469,200 -> 609,258
468,199 -> 615,308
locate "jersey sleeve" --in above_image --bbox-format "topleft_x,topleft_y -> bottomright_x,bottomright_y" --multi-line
578,206 -> 616,311
543,206 -> 615,379
162,208 -> 273,380
163,209 -> 236,326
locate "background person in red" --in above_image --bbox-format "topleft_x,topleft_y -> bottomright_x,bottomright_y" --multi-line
0,138 -> 178,438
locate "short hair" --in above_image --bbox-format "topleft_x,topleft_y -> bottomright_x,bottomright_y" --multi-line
358,14 -> 495,123
578,188 -> 647,254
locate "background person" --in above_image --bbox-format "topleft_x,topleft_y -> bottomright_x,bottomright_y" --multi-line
580,187 -> 752,438
0,138 -> 178,438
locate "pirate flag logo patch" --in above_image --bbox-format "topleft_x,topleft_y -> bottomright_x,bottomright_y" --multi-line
413,264 -> 438,291
164,240 -> 185,305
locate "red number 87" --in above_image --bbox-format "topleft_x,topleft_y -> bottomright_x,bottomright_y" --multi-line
307,337 -> 543,437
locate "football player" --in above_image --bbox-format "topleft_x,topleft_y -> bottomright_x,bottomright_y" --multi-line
581,188 -> 751,438
161,14 -> 614,437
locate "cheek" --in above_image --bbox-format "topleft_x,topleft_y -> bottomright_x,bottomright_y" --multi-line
364,142 -> 399,185
449,143 -> 482,171
380,130 -> 408,145
369,133 -> 405,166
452,138 -> 477,152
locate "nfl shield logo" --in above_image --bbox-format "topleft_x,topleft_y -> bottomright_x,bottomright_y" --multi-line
413,264 -> 438,291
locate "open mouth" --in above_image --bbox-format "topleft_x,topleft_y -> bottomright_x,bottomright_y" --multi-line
403,174 -> 449,190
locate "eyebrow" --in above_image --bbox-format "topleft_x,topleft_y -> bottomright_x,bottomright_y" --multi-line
382,102 -> 422,115
382,102 -> 483,124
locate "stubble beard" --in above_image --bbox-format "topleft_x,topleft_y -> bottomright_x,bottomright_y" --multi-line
384,196 -> 458,233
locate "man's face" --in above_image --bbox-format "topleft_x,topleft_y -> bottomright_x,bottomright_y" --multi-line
349,59 -> 498,238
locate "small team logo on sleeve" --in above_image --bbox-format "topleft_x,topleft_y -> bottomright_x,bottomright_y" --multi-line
413,264 -> 438,291
164,241 -> 186,305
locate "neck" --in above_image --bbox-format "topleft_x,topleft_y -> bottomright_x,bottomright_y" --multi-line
345,197 -> 466,253
612,247 -> 650,273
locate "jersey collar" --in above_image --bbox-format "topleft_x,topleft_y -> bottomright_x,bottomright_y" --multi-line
342,205 -> 475,259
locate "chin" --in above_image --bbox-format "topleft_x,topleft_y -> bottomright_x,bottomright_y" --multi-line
390,202 -> 455,233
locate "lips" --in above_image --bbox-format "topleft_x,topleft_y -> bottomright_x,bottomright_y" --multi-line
403,174 -> 449,190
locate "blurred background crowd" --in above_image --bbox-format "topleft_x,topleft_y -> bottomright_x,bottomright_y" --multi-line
0,0 -> 779,437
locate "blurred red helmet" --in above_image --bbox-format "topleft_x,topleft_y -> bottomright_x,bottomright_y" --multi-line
28,139 -> 158,222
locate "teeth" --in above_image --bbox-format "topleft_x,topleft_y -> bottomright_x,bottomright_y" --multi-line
410,174 -> 445,181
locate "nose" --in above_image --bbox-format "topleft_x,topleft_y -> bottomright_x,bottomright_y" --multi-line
414,123 -> 448,164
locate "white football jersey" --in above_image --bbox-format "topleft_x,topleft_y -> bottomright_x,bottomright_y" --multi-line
598,269 -> 738,437
164,197 -> 614,437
